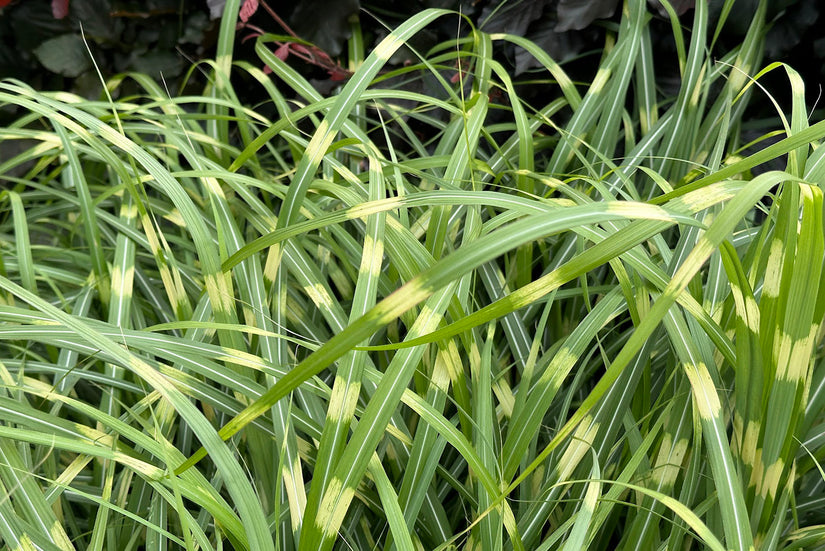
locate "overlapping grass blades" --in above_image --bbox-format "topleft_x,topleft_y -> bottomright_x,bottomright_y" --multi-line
0,1 -> 824,550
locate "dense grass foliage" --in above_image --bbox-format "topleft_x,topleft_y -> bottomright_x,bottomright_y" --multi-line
1,1 -> 825,550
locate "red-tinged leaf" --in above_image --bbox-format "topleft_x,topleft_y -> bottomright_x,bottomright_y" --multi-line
291,43 -> 310,56
52,0 -> 69,18
239,0 -> 257,22
328,67 -> 350,81
274,43 -> 290,61
0,0 -> 13,7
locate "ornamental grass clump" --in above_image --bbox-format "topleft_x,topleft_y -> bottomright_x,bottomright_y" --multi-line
0,1 -> 824,550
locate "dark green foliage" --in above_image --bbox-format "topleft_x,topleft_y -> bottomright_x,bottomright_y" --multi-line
0,0 -> 213,97
2,0 -> 822,108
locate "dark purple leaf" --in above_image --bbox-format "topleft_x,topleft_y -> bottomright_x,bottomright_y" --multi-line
556,0 -> 620,31
479,0 -> 553,35
290,0 -> 359,57
647,0 -> 694,17
764,0 -> 819,59
515,23 -> 586,74
70,0 -> 117,41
